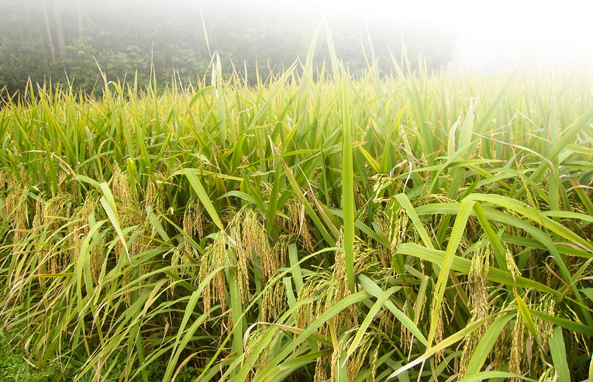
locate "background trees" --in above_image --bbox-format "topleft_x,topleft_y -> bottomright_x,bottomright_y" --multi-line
0,0 -> 458,95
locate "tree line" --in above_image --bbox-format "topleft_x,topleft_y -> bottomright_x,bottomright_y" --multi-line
0,0 -> 458,96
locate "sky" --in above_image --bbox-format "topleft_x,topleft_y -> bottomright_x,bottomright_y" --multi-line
289,0 -> 593,71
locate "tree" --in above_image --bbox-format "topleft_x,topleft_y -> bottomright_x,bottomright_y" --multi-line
1,0 -> 459,96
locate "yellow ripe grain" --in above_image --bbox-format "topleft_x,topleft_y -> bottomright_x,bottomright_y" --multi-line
509,317 -> 526,382
183,199 -> 204,241
199,232 -> 228,315
90,236 -> 107,284
313,353 -> 330,382
459,242 -> 492,377
145,171 -> 167,213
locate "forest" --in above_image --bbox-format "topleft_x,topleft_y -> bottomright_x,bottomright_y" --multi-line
0,0 -> 457,95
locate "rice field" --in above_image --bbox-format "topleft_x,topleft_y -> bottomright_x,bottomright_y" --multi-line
1,48 -> 593,382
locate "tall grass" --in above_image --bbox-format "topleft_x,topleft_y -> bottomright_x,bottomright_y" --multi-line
1,49 -> 593,382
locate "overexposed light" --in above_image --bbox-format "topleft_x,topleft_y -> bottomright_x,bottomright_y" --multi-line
279,0 -> 593,70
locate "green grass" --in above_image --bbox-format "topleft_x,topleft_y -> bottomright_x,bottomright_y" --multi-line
0,327 -> 63,381
0,46 -> 593,382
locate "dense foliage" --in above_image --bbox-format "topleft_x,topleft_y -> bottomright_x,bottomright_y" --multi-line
0,0 -> 457,96
1,47 -> 593,382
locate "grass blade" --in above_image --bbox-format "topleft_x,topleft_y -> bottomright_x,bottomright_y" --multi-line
549,326 -> 570,382
427,199 -> 474,347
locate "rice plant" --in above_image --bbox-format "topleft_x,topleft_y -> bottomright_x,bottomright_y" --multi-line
1,44 -> 593,382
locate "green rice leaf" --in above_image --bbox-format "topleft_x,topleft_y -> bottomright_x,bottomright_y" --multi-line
174,168 -> 224,231
344,286 -> 400,364
549,326 -> 570,382
459,371 -> 537,382
463,313 -> 515,376
427,199 -> 474,347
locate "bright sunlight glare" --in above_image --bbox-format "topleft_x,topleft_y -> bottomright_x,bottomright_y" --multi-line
291,0 -> 593,70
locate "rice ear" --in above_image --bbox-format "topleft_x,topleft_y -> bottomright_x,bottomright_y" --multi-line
183,198 -> 204,241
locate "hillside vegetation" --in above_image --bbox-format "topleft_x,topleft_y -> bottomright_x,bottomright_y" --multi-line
0,0 -> 455,95
1,48 -> 593,381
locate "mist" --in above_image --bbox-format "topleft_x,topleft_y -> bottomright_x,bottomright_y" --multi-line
2,0 -> 592,95
301,0 -> 593,70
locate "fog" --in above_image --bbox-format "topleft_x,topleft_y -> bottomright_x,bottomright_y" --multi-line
290,0 -> 593,70
2,0 -> 592,95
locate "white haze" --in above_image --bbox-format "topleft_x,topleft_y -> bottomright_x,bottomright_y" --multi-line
274,0 -> 593,71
